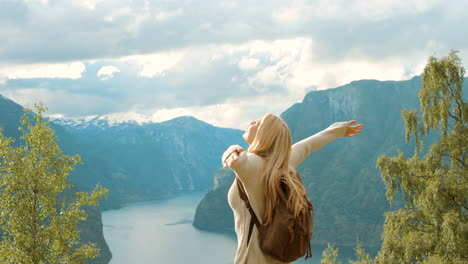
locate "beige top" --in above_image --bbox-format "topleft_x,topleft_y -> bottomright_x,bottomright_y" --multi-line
223,122 -> 350,264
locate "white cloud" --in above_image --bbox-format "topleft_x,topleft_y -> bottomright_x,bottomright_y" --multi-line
0,62 -> 86,79
2,35 -> 466,129
104,7 -> 132,22
29,0 -> 49,5
223,37 -> 434,94
149,104 -> 243,128
272,7 -> 301,24
220,1 -> 238,8
97,65 -> 120,80
80,0 -> 99,10
155,8 -> 184,22
126,11 -> 151,37
239,57 -> 260,71
355,0 -> 442,21
120,50 -> 186,77
149,96 -> 291,129
271,0 -> 442,23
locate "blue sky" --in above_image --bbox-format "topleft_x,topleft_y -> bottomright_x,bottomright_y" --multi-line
0,0 -> 467,129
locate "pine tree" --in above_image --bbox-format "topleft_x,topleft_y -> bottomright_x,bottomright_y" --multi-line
375,50 -> 467,263
0,104 -> 108,264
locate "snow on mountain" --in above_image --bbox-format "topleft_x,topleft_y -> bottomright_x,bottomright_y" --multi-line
46,111 -> 214,132
47,112 -> 152,129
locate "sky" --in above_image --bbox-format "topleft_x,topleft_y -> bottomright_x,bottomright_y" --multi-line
0,0 -> 467,129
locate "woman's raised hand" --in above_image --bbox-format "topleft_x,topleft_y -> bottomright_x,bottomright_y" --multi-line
223,146 -> 245,168
344,120 -> 363,137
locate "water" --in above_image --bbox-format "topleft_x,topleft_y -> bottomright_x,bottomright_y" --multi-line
102,192 -> 360,264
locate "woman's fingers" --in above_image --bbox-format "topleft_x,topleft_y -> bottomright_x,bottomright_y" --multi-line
228,157 -> 238,167
223,147 -> 243,168
350,124 -> 363,133
225,152 -> 240,167
343,121 -> 363,137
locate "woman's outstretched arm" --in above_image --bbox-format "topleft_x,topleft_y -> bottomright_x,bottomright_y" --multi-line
222,145 -> 263,185
290,120 -> 363,168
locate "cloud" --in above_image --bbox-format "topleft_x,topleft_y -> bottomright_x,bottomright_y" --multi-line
272,7 -> 301,24
0,36 -> 445,129
354,0 -> 441,21
270,0 -> 443,23
0,62 -> 85,79
149,96 -> 291,129
78,0 -> 105,10
238,57 -> 260,71
97,65 -> 120,80
0,0 -> 467,129
1,0 -> 465,65
104,7 -> 132,22
0,87 -> 117,116
120,50 -> 186,77
155,8 -> 184,22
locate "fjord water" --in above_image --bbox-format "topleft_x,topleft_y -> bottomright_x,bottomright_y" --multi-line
102,192 -> 356,264
102,192 -> 236,264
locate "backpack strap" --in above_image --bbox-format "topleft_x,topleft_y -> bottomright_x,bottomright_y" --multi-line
236,178 -> 261,246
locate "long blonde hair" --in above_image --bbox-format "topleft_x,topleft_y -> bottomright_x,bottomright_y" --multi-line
248,113 -> 309,225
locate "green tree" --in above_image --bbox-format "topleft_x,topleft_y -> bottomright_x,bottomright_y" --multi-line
375,50 -> 467,263
348,244 -> 373,264
0,104 -> 108,264
320,243 -> 373,264
319,50 -> 467,264
321,243 -> 342,264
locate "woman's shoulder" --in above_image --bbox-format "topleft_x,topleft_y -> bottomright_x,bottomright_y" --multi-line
229,152 -> 264,185
234,151 -> 265,170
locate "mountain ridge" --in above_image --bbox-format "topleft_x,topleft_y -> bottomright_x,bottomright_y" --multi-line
193,76 -> 465,249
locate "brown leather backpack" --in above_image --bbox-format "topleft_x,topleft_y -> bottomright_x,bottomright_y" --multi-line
236,177 -> 314,263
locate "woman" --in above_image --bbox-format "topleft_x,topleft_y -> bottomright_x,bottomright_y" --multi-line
222,113 -> 363,264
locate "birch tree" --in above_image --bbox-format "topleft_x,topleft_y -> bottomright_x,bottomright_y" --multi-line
0,104 -> 108,264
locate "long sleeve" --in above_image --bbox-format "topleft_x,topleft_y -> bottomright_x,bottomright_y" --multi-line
289,121 -> 349,168
222,145 -> 263,185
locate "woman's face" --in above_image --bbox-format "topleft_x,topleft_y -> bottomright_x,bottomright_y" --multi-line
243,119 -> 259,145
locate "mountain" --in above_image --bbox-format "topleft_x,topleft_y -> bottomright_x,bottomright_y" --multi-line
49,114 -> 245,210
0,95 -> 112,264
193,76 -> 467,249
1,93 -> 246,262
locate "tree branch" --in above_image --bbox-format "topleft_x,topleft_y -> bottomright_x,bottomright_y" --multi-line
439,189 -> 467,211
443,75 -> 464,123
452,156 -> 467,168
455,98 -> 464,122
439,151 -> 467,169
449,112 -> 461,123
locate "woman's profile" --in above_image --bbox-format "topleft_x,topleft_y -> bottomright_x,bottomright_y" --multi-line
222,113 -> 363,264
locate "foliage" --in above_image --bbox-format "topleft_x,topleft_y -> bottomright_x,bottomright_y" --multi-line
0,104 -> 108,264
321,244 -> 342,264
348,244 -> 373,264
374,50 -> 467,263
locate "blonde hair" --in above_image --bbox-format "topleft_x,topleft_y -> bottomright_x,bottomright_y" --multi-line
248,113 -> 309,225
